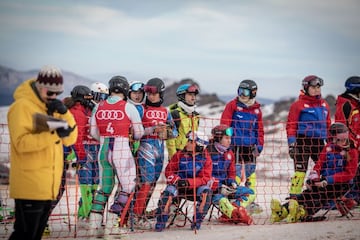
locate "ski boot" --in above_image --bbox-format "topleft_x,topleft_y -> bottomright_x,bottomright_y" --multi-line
286,199 -> 306,223
155,212 -> 169,232
42,224 -> 51,237
270,199 -> 288,223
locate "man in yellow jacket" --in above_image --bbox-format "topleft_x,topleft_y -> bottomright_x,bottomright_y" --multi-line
7,65 -> 77,240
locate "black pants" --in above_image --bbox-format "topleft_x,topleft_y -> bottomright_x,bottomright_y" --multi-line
293,136 -> 325,171
9,199 -> 52,240
297,183 -> 350,216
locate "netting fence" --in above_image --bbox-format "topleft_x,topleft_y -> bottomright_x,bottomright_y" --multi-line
0,115 -> 359,239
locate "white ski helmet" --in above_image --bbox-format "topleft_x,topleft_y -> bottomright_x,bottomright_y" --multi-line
90,82 -> 109,102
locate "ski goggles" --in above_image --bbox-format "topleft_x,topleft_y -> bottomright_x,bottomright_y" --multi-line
303,77 -> 324,87
238,88 -> 251,97
46,90 -> 63,97
92,92 -> 108,101
187,85 -> 199,94
130,82 -> 144,92
144,85 -> 159,93
224,127 -> 234,137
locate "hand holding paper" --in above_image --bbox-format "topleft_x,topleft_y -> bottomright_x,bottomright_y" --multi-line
33,113 -> 69,133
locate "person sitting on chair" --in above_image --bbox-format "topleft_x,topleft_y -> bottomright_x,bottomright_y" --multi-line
155,131 -> 212,231
209,124 -> 254,225
270,122 -> 358,223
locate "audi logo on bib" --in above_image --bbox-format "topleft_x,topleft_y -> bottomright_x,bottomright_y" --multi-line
96,110 -> 125,120
145,110 -> 167,120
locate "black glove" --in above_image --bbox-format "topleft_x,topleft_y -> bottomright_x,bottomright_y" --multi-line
177,179 -> 189,189
56,125 -> 76,138
288,144 -> 297,159
47,99 -> 68,115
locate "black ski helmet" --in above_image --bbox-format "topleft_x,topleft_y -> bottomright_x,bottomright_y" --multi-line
238,79 -> 257,99
345,76 -> 360,94
211,124 -> 233,143
70,85 -> 94,109
144,78 -> 165,98
108,76 -> 129,98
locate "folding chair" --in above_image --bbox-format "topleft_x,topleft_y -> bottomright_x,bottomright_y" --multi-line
207,203 -> 221,222
167,188 -> 210,228
167,196 -> 195,227
321,186 -> 358,219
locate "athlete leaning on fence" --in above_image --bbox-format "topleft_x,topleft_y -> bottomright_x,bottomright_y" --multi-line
89,76 -> 144,237
286,75 -> 331,199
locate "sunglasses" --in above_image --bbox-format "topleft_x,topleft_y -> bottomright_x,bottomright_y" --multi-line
46,91 -> 63,97
144,85 -> 158,93
238,88 -> 251,97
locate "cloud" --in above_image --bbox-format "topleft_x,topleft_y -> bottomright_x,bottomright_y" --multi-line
0,0 -> 358,99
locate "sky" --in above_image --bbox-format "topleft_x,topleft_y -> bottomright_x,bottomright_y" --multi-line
0,0 -> 359,100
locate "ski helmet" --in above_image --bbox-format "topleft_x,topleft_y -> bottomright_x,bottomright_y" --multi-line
90,82 -> 109,102
345,76 -> 360,94
144,77 -> 166,101
108,75 -> 129,98
187,131 -> 209,152
211,124 -> 234,143
302,75 -> 323,93
128,81 -> 145,101
238,79 -> 257,99
328,122 -> 349,147
71,85 -> 94,109
176,83 -> 200,103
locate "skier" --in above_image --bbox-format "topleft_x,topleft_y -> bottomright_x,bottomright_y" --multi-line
167,83 -> 200,159
271,123 -> 358,223
220,79 -> 264,214
89,76 -> 144,237
209,124 -> 254,225
155,131 -> 212,231
286,75 -> 331,198
109,80 -> 145,214
63,85 -> 97,225
127,80 -> 145,155
133,78 -> 178,226
335,76 -> 360,204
